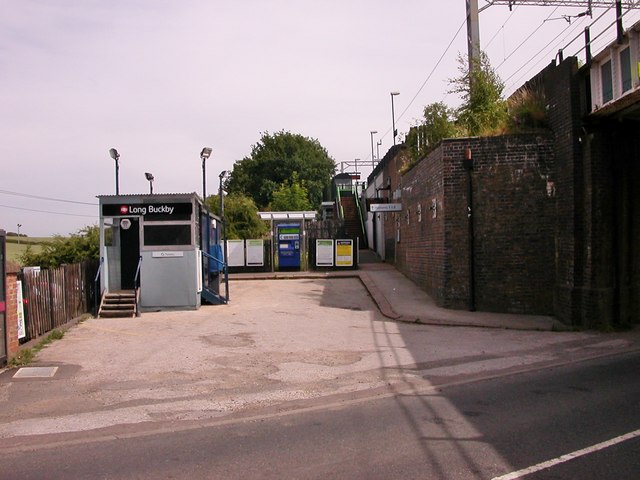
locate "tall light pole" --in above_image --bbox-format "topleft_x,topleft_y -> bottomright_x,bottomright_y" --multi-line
109,148 -> 120,195
200,147 -> 212,202
145,172 -> 154,194
17,224 -> 22,245
219,170 -> 229,303
377,140 -> 382,162
390,92 -> 400,146
370,130 -> 377,167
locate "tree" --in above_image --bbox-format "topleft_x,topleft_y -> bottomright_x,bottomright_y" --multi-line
206,193 -> 268,240
270,173 -> 313,211
405,102 -> 459,163
449,51 -> 507,136
20,225 -> 99,268
227,131 -> 336,210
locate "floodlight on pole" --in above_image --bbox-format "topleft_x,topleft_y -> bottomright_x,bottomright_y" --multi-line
200,147 -> 212,201
390,92 -> 400,146
109,148 -> 120,195
17,223 -> 22,245
145,172 -> 154,194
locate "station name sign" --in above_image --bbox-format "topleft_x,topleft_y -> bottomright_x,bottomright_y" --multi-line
102,202 -> 192,221
369,203 -> 402,212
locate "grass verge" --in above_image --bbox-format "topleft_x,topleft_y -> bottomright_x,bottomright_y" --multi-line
9,329 -> 65,368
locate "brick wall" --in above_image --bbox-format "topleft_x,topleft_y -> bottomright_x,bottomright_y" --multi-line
389,134 -> 556,314
538,58 -> 585,324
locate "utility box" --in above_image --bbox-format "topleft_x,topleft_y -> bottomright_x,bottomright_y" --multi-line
277,223 -> 301,270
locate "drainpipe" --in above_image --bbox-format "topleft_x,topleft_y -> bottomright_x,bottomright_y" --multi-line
464,147 -> 476,312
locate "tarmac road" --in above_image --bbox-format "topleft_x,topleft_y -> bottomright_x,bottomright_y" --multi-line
0,276 -> 639,459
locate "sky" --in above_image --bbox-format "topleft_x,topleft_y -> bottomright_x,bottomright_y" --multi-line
2,0 -> 638,237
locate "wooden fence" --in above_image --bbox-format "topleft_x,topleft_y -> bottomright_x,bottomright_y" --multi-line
20,261 -> 99,342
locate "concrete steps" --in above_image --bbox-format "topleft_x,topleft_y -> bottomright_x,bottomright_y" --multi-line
98,291 -> 136,318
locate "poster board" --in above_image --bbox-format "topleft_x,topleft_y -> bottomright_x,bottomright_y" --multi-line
335,239 -> 354,267
315,239 -> 334,267
226,239 -> 245,267
246,239 -> 264,266
16,280 -> 26,340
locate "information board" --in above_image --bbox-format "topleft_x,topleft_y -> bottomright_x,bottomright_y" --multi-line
335,239 -> 354,267
316,239 -> 334,267
227,239 -> 245,267
246,239 -> 264,266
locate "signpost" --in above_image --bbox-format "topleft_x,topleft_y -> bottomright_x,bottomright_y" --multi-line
370,203 -> 402,212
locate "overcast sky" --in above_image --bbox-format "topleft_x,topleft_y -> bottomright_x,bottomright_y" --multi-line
2,0 -> 637,237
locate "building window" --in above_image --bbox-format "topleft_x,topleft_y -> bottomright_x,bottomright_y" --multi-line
601,59 -> 613,103
620,47 -> 632,93
144,224 -> 191,246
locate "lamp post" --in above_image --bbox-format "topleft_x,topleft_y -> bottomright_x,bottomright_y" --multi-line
145,172 -> 154,194
377,140 -> 382,162
390,92 -> 400,146
17,224 -> 22,245
109,148 -> 120,195
219,170 -> 229,302
200,147 -> 212,202
370,130 -> 377,167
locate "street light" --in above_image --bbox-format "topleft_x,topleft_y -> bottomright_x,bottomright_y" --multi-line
145,172 -> 154,194
390,92 -> 400,146
200,147 -> 212,201
219,170 -> 229,303
370,130 -> 378,167
109,148 -> 120,195
17,223 -> 22,245
377,140 -> 382,162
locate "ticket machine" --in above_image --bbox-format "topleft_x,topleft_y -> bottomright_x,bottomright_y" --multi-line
277,223 -> 301,270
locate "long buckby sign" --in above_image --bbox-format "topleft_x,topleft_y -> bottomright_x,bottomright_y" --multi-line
102,202 -> 192,221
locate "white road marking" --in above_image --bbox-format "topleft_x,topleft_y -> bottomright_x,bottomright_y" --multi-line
492,428 -> 640,480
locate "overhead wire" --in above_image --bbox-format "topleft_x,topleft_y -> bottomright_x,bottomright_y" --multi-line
504,14 -> 589,91
392,18 -> 467,131
484,5 -> 520,49
494,6 -> 560,72
505,5 -> 639,92
0,203 -> 97,218
361,15 -> 467,171
0,189 -> 97,206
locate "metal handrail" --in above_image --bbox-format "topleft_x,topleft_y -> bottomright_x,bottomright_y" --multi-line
93,257 -> 104,317
335,185 -> 344,220
352,184 -> 367,248
134,255 -> 142,317
202,250 -> 228,303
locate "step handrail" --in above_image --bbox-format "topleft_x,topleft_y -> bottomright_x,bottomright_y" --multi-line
93,257 -> 104,317
203,250 -> 228,303
134,255 -> 142,317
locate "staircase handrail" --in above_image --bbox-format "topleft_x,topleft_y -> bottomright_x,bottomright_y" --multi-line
351,184 -> 367,247
335,184 -> 344,220
93,257 -> 104,317
134,255 -> 142,317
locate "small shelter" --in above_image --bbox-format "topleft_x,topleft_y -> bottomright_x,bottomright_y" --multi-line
97,193 -> 225,315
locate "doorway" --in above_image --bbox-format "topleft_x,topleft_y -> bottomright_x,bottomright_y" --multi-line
120,218 -> 140,290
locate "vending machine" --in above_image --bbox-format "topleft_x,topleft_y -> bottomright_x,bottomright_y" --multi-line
277,223 -> 301,270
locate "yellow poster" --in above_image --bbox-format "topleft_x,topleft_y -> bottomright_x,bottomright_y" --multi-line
336,239 -> 353,267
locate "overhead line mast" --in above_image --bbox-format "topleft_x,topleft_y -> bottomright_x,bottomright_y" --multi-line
480,1 -> 639,11
467,0 -> 640,72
